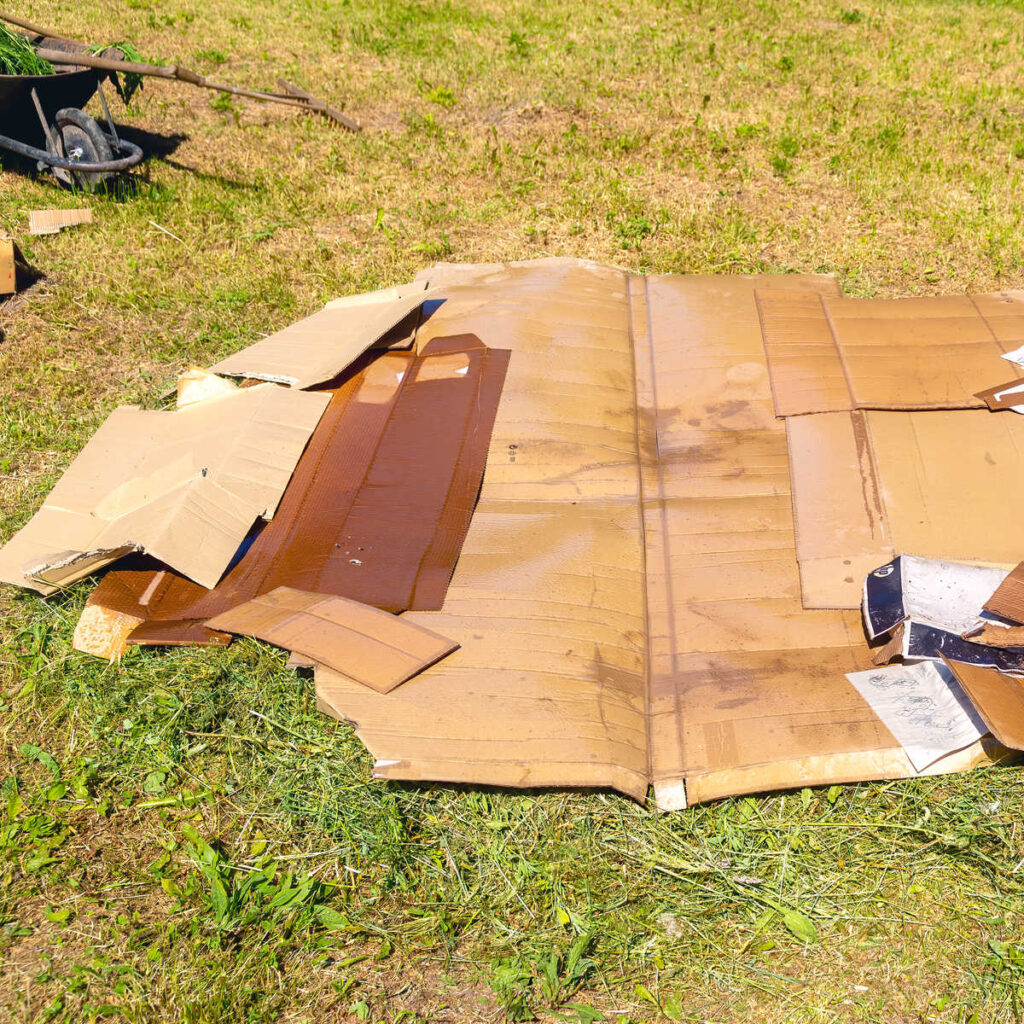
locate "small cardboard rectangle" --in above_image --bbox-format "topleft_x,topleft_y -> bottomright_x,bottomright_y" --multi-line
206,587 -> 459,692
28,208 -> 93,235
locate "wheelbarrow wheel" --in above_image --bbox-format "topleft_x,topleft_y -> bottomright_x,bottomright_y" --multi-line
48,108 -> 114,192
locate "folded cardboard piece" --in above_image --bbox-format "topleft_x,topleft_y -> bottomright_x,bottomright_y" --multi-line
205,587 -> 459,692
209,282 -> 434,388
984,562 -> 1024,625
945,659 -> 1024,751
756,289 -> 1024,415
0,384 -> 329,594
84,334 -> 510,646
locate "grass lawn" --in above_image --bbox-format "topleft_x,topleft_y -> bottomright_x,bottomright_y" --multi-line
4,0 -> 1024,1020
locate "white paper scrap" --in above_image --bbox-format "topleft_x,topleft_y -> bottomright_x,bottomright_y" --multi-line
846,661 -> 987,772
1001,343 -> 1024,370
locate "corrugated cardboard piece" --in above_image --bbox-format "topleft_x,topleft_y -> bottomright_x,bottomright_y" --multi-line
28,208 -> 93,235
0,239 -> 14,294
205,587 -> 458,692
85,334 -> 510,643
757,289 -> 1024,415
0,385 -> 329,593
787,408 -> 1024,608
312,261 -> 991,806
44,260 -> 1021,805
209,282 -> 435,388
945,660 -> 1024,751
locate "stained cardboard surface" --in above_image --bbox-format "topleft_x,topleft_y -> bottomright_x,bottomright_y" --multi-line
789,409 -> 1024,608
86,335 -> 509,641
206,587 -> 458,692
314,262 -> 938,805
984,562 -> 1024,624
209,283 -> 434,388
757,289 -> 1024,415
0,385 -> 329,594
60,260 -> 1022,804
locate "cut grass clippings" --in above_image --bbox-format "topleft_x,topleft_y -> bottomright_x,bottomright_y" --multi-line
4,0 -> 1024,1022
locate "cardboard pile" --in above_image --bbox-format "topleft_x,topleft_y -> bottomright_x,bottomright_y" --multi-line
5,258 -> 1024,808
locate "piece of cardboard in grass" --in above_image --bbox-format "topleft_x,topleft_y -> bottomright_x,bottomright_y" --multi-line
756,289 -> 1024,416
75,261 -> 1014,805
0,238 -> 14,294
974,378 -> 1024,413
209,282 -> 435,388
28,208 -> 93,235
205,587 -> 459,692
0,384 -> 329,594
787,408 -> 1024,609
83,334 -> 510,644
310,261 -> 1006,807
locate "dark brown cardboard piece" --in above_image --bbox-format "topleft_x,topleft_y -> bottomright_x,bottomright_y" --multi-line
206,587 -> 459,692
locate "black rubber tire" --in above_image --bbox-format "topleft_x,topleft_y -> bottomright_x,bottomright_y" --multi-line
50,107 -> 114,192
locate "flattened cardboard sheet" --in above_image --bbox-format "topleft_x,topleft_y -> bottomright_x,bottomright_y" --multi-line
206,587 -> 458,692
757,289 -> 1024,415
789,409 -> 1024,608
209,283 -> 434,388
315,263 -> 958,805
73,261 -> 1019,804
984,562 -> 1024,624
0,385 -> 329,593
85,335 -> 509,643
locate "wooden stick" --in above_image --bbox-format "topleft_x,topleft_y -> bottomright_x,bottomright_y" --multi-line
0,9 -> 77,43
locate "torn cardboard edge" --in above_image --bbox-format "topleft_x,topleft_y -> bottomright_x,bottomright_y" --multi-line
0,384 -> 330,595
28,208 -> 93,235
205,587 -> 459,692
945,658 -> 1024,751
209,282 -> 438,389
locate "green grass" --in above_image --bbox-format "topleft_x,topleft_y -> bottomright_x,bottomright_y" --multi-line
4,0 -> 1024,1020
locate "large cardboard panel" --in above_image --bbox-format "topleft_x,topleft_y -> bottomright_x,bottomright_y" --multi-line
0,385 -> 329,593
209,284 -> 433,388
757,289 -> 1024,415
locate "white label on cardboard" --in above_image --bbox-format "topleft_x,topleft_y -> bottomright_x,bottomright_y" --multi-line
846,661 -> 986,771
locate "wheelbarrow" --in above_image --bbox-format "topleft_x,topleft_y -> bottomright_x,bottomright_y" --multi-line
0,36 -> 142,191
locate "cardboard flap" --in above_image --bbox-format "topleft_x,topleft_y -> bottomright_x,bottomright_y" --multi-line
945,659 -> 1024,750
0,386 -> 329,594
206,587 -> 459,692
209,284 -> 436,388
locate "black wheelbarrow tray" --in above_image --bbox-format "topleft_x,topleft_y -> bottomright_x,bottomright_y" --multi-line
0,36 -> 142,188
